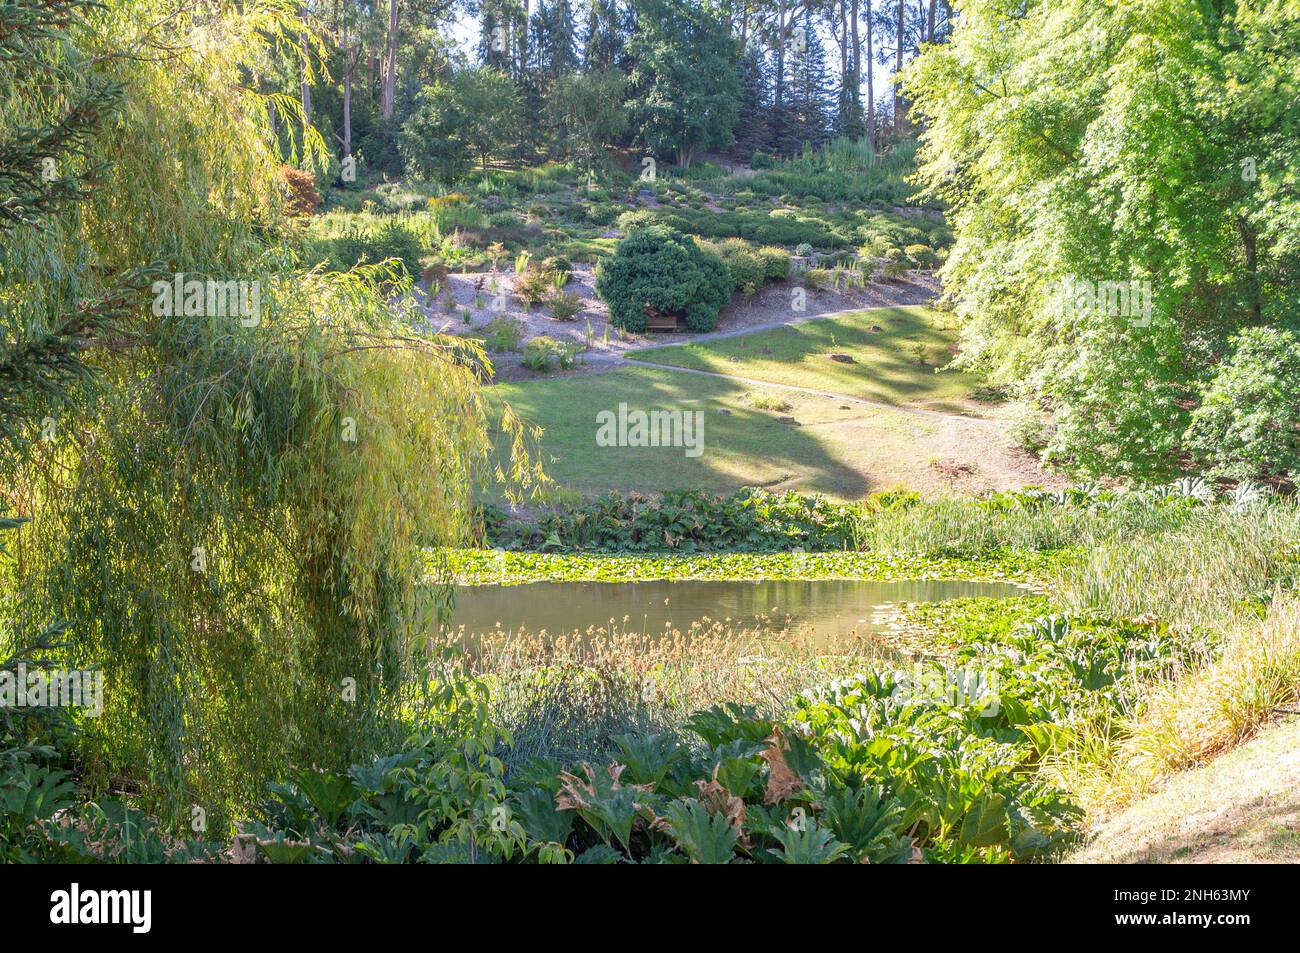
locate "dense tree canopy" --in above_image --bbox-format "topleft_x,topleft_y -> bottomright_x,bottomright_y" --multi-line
906,0 -> 1300,480
301,0 -> 940,183
626,0 -> 741,166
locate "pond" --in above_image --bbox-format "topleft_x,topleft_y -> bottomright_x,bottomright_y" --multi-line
447,577 -> 1027,645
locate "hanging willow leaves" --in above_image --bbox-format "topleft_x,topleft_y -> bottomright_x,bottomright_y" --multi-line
1,0 -> 541,830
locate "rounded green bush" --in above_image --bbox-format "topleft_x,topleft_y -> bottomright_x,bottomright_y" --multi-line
712,238 -> 765,295
756,245 -> 791,281
904,244 -> 937,267
595,225 -> 732,332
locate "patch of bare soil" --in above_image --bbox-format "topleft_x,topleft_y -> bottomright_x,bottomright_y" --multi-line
881,414 -> 1067,495
411,265 -> 635,371
708,272 -> 942,336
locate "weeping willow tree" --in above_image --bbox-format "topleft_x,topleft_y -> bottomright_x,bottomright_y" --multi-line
1,0 -> 538,827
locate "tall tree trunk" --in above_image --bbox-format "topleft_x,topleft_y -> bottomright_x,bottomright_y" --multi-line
894,0 -> 906,132
850,0 -> 862,130
773,0 -> 787,153
342,57 -> 352,157
342,10 -> 355,161
865,0 -> 874,147
299,5 -> 312,122
381,0 -> 399,120
837,0 -> 848,81
519,0 -> 531,78
927,0 -> 936,43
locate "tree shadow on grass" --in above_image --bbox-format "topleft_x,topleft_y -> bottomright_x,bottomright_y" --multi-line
489,365 -> 877,500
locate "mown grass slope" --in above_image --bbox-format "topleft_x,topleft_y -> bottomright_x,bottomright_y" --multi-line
489,364 -> 1044,500
629,306 -> 982,414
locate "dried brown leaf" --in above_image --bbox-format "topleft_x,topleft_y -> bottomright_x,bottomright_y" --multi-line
761,727 -> 805,805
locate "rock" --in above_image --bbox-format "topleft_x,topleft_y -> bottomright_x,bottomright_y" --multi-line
718,408 -> 732,415
829,353 -> 855,363
838,405 -> 851,410
869,325 -> 883,332
777,416 -> 799,425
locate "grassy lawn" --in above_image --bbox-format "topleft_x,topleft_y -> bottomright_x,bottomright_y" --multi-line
628,306 -> 982,414
489,364 -> 1026,501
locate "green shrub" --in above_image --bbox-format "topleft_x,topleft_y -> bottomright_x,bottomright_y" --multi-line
483,316 -> 524,352
720,241 -> 788,293
881,260 -> 910,281
513,266 -> 553,309
904,244 -> 937,268
756,245 -> 792,281
706,238 -> 766,295
804,267 -> 831,290
326,220 -> 426,277
584,202 -> 623,226
745,392 -> 792,413
1185,326 -> 1300,481
546,290 -> 583,321
540,256 -> 572,280
595,225 -> 732,332
521,336 -> 582,372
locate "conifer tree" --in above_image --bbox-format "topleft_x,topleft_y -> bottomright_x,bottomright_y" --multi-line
788,12 -> 833,149
0,0 -> 159,456
734,42 -> 772,159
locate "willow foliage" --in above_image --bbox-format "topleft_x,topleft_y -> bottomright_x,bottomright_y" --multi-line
2,0 -> 537,826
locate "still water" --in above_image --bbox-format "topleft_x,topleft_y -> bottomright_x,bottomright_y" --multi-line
448,577 -> 1026,644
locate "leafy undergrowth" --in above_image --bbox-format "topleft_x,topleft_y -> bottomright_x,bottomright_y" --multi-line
6,602 -> 1188,864
895,596 -> 1052,645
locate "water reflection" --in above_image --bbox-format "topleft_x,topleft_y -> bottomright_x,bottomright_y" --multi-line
448,577 -> 1026,645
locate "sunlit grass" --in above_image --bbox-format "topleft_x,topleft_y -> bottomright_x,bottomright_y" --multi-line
630,306 -> 979,413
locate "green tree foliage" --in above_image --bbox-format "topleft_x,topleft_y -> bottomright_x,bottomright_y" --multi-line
1186,326 -> 1300,481
530,0 -> 580,80
905,0 -> 1300,481
546,68 -> 628,175
595,225 -> 732,332
627,0 -> 741,166
784,12 -> 834,153
1,0 -> 536,829
584,0 -> 628,69
0,0 -> 161,456
399,68 -> 523,179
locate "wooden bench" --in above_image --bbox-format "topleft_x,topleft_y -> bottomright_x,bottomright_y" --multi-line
644,310 -> 685,332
